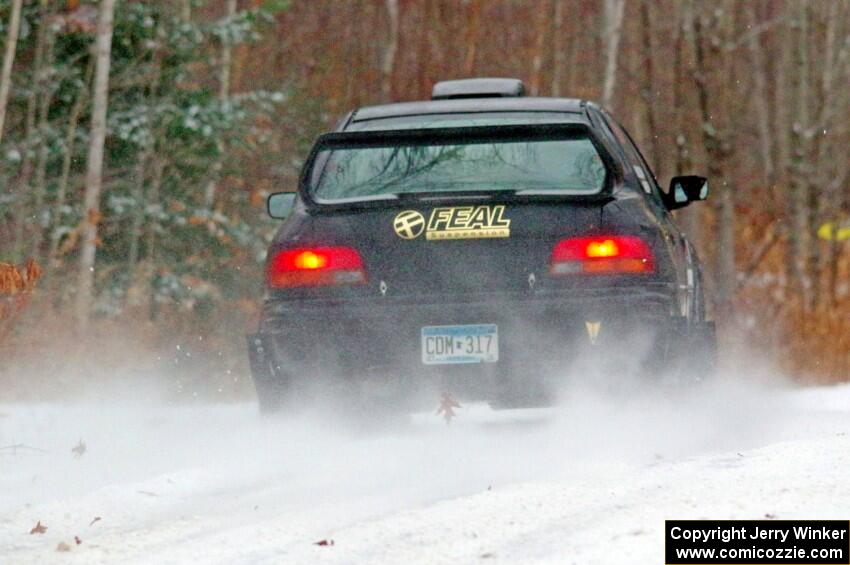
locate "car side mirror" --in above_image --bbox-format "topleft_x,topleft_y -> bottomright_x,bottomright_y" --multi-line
267,192 -> 296,219
666,176 -> 708,210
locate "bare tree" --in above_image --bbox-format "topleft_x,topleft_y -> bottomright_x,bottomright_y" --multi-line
10,1 -> 51,256
550,0 -> 565,96
747,3 -> 775,188
219,0 -> 237,101
691,6 -> 736,311
204,0 -> 238,210
75,0 -> 115,329
143,156 -> 165,320
46,59 -> 93,280
463,0 -> 481,75
639,0 -> 660,173
127,22 -> 165,295
529,0 -> 550,96
812,1 -> 841,308
381,0 -> 399,101
181,0 -> 192,27
30,0 -> 58,259
601,0 -> 625,107
773,13 -> 792,187
788,0 -> 813,311
0,0 -> 22,145
674,2 -> 701,242
142,4 -> 197,316
415,0 -> 430,98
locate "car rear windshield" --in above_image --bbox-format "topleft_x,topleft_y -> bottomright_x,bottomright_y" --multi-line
308,127 -> 607,202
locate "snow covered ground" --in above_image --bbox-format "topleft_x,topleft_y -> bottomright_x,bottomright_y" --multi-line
1,377 -> 849,564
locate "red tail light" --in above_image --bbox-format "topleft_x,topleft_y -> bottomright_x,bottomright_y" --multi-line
550,236 -> 654,275
267,247 -> 367,288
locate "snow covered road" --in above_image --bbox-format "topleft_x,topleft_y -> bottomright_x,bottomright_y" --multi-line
1,379 -> 849,564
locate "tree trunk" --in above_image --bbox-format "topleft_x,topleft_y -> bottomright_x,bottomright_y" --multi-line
463,0 -> 481,75
415,0 -> 431,98
203,0 -> 238,210
381,0 -> 399,102
674,1 -> 700,241
747,3 -> 774,189
0,0 -> 23,258
773,11 -> 793,303
218,0 -> 237,102
601,0 -> 625,108
426,0 -> 445,84
0,0 -> 23,147
692,8 -> 735,312
825,170 -> 848,307
10,5 -> 49,258
815,3 -> 850,308
813,0 -> 839,309
528,0 -> 550,96
140,0 -> 190,314
126,154 -> 147,279
0,0 -> 22,146
75,0 -> 116,330
46,59 -> 93,280
673,3 -> 691,178
128,24 -> 165,303
788,0 -> 812,311
180,0 -> 192,25
31,2 -> 58,259
564,6 -> 579,96
773,14 -> 792,186
716,176 -> 736,311
639,0 -> 660,174
145,156 -> 165,321
713,10 -> 737,316
550,0 -> 565,97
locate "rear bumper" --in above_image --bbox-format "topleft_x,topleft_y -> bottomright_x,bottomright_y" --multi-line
248,286 -> 698,405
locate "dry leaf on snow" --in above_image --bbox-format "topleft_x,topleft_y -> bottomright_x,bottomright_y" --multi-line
71,439 -> 86,458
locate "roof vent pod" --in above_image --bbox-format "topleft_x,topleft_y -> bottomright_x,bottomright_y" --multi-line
431,78 -> 525,100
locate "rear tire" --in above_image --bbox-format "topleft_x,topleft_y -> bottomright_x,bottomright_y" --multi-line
254,367 -> 411,425
253,367 -> 289,414
667,320 -> 716,383
690,320 -> 717,381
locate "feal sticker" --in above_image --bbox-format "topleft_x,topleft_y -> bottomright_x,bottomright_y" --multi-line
393,206 -> 511,240
393,210 -> 426,239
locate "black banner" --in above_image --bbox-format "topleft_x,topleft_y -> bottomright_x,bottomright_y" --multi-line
666,520 -> 850,564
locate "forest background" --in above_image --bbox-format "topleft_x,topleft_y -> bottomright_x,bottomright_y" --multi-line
0,0 -> 848,401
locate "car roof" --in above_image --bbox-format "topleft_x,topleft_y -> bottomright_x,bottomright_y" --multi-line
350,97 -> 591,123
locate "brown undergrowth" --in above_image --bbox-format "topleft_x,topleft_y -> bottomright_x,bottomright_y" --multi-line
0,293 -> 254,404
0,260 -> 43,344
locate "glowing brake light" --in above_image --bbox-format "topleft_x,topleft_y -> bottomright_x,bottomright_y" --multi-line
293,250 -> 327,270
267,247 -> 367,288
586,239 -> 619,258
550,236 -> 654,275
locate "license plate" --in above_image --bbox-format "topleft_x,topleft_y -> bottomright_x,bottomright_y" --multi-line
421,324 -> 498,365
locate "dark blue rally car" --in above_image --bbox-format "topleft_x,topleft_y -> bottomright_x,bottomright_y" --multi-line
248,78 -> 715,413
